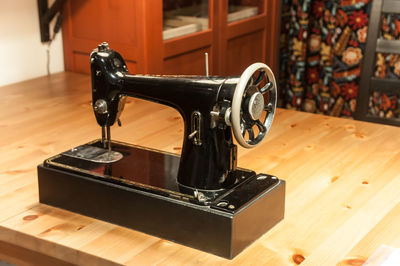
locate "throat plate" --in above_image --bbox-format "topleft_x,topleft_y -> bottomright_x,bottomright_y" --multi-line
63,144 -> 123,163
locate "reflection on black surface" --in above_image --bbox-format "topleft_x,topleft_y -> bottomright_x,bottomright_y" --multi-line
50,141 -> 181,194
47,140 -> 261,203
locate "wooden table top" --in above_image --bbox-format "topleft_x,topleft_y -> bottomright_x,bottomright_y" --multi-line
0,72 -> 399,265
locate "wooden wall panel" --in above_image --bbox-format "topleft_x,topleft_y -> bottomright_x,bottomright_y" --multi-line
134,0 -> 163,74
164,31 -> 212,59
72,52 -> 90,74
70,1 -> 136,45
163,47 -> 211,75
265,0 -> 281,74
62,0 -> 146,74
125,61 -> 138,74
69,1 -> 106,41
225,30 -> 264,75
214,2 -> 270,76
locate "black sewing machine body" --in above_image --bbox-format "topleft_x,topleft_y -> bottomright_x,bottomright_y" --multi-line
37,43 -> 285,259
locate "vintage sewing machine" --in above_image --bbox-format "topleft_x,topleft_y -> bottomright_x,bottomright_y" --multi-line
38,42 -> 285,259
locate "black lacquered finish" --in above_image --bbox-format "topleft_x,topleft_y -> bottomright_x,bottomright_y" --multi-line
38,141 -> 285,259
90,45 -> 240,190
46,140 -> 256,203
37,44 -> 286,259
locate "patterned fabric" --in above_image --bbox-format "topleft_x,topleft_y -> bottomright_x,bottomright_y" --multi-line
279,0 -> 372,117
370,13 -> 400,118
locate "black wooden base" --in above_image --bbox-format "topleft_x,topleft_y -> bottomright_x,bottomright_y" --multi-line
37,146 -> 285,259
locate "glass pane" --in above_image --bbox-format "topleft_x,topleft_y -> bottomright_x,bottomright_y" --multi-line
381,13 -> 400,40
163,0 -> 209,40
371,13 -> 400,120
375,13 -> 400,80
228,0 -> 263,23
369,90 -> 400,119
375,53 -> 400,79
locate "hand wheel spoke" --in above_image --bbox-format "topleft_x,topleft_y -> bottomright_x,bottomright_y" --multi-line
260,82 -> 273,94
248,76 -> 254,87
256,119 -> 267,133
265,103 -> 273,113
253,70 -> 265,87
240,121 -> 246,136
247,127 -> 255,142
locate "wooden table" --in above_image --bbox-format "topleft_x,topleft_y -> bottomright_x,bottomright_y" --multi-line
1,72 -> 399,265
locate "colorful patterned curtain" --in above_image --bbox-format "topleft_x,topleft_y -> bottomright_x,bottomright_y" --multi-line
279,0 -> 372,117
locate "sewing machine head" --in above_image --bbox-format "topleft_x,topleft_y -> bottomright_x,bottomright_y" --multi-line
90,42 -> 277,194
38,43 -> 284,257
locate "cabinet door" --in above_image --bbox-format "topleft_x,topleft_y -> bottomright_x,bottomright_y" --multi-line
62,0 -> 163,74
162,0 -> 213,75
216,0 -> 280,75
162,0 -> 280,76
62,0 -> 280,76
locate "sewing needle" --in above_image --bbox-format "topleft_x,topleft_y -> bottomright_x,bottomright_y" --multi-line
102,126 -> 106,148
107,125 -> 111,153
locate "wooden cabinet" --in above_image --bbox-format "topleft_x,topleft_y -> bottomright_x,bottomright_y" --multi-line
62,0 -> 280,76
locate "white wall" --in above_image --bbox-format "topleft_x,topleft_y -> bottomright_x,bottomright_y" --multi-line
0,1 -> 64,87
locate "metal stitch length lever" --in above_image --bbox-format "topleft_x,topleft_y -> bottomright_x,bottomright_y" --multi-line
189,111 -> 202,146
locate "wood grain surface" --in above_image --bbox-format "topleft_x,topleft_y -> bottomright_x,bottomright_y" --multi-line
0,72 -> 399,265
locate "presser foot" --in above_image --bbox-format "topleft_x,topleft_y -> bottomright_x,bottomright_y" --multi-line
37,140 -> 285,259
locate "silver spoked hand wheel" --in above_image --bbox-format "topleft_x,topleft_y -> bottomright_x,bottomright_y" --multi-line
231,63 -> 277,148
